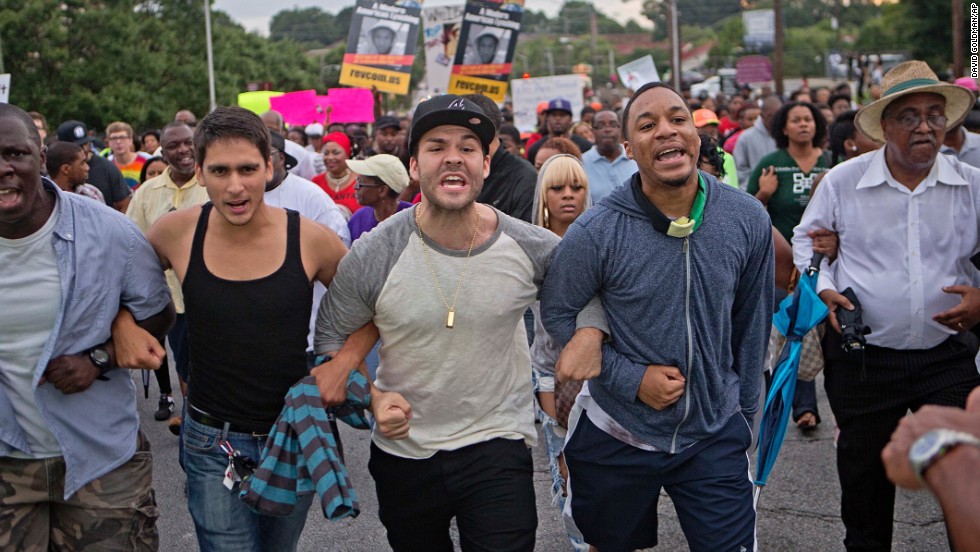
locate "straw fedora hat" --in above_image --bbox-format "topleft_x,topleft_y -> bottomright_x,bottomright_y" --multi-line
855,60 -> 976,143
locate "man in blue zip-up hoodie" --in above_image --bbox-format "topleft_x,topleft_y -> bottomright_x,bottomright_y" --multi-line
542,82 -> 774,552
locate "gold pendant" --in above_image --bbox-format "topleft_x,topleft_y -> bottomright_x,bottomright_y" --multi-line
446,309 -> 455,329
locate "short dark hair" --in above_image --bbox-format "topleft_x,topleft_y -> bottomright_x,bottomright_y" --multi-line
194,106 -> 270,167
771,101 -> 827,149
0,104 -> 42,147
621,82 -> 685,140
463,94 -> 503,132
581,105 -> 596,118
45,141 -> 83,176
828,93 -> 851,110
828,110 -> 858,166
141,129 -> 160,144
139,156 -> 166,184
499,123 -> 521,145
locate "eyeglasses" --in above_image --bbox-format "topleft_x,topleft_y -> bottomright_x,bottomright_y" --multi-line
353,182 -> 384,190
891,113 -> 947,132
107,135 -> 130,142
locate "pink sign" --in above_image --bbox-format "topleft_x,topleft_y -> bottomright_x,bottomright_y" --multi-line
269,90 -> 320,125
323,88 -> 375,124
736,55 -> 772,85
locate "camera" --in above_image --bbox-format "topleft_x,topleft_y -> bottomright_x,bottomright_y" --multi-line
837,287 -> 871,353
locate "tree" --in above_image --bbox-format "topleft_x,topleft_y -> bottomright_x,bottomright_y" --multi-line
902,0 -> 969,70
269,6 -> 354,49
0,0 -> 319,131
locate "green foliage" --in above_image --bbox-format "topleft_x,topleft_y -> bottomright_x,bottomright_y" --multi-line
269,6 -> 354,49
902,0 -> 969,69
0,0 -> 318,131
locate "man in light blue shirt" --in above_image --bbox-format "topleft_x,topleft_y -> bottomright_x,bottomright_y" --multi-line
582,110 -> 637,203
0,103 -> 174,550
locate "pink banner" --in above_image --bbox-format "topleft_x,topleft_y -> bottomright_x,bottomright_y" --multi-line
323,88 -> 376,124
269,90 -> 321,125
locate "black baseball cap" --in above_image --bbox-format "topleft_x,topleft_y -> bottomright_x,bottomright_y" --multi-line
408,95 -> 495,155
375,116 -> 401,131
269,131 -> 298,171
56,120 -> 94,145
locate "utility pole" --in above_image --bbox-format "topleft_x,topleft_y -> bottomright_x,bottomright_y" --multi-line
590,3 -> 599,80
669,0 -> 681,91
204,0 -> 217,113
773,0 -> 784,97
952,0 -> 964,78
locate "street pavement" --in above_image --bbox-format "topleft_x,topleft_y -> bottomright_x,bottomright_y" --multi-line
138,363 -> 949,551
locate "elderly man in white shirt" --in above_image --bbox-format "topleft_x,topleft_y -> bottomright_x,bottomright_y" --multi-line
793,61 -> 980,552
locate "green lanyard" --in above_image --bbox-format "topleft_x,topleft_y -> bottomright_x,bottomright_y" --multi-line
666,175 -> 705,237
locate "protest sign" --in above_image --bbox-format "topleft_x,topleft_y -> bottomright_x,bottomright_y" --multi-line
422,3 -> 465,94
617,55 -> 660,92
269,90 -> 322,125
322,88 -> 376,123
0,74 -> 10,104
448,0 -> 523,102
237,91 -> 284,115
340,0 -> 422,95
509,74 -> 584,132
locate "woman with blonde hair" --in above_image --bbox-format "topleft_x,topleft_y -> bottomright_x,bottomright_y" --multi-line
530,154 -> 593,552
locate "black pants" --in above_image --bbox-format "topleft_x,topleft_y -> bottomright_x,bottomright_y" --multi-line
368,438 -> 537,552
823,331 -> 980,552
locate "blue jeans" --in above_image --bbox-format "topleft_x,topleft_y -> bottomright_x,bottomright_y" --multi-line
182,416 -> 313,552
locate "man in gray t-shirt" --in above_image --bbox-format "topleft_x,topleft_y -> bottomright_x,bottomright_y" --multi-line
313,94 -> 604,551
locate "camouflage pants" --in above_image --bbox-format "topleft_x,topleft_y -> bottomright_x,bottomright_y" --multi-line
0,431 -> 159,551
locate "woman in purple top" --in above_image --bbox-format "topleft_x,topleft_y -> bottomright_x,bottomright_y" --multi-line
346,154 -> 412,242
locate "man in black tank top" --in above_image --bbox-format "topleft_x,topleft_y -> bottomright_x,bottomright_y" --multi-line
113,107 -> 351,551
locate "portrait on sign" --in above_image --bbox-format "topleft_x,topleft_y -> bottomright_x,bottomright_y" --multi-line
358,17 -> 408,56
462,26 -> 510,65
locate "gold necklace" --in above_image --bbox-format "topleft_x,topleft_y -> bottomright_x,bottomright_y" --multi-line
325,168 -> 351,192
415,206 -> 481,329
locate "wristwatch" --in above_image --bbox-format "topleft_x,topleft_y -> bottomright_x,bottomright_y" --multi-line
88,347 -> 111,374
908,428 -> 980,482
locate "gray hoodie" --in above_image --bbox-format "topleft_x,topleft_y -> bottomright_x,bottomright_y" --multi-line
541,172 -> 773,453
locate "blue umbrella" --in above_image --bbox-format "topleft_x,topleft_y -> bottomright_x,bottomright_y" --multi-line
754,255 -> 830,503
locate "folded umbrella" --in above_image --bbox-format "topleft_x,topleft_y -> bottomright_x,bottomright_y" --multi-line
754,255 -> 830,505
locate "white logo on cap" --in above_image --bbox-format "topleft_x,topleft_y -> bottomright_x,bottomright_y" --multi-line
448,98 -> 466,110
73,126 -> 85,139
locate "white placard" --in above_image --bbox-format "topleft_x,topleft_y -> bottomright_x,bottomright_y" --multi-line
509,74 -> 585,133
0,74 -> 10,104
617,55 -> 659,93
422,4 -> 465,94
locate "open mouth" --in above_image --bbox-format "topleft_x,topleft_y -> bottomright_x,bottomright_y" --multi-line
0,188 -> 22,209
226,199 -> 249,214
656,148 -> 686,164
441,175 -> 466,189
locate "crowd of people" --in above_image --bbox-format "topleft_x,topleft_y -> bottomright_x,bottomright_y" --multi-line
2,58 -> 980,552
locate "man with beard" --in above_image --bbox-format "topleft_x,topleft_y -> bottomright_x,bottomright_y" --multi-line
581,110 -> 638,202
794,60 -> 980,552
526,99 -> 592,166
312,95 -> 605,551
541,82 -> 773,551
126,122 -> 209,430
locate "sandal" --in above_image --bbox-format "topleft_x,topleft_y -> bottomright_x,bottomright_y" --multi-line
796,411 -> 818,431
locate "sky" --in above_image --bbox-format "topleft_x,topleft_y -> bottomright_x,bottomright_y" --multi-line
212,0 -> 650,36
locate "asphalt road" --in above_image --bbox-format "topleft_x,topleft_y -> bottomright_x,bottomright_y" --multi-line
137,364 -> 949,551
